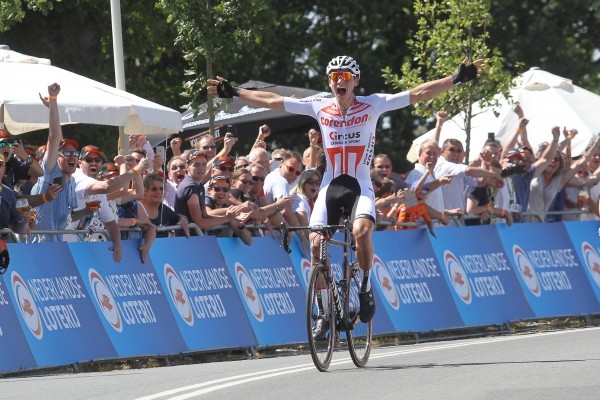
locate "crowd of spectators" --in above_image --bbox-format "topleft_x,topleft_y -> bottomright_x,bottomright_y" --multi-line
2,84 -> 599,263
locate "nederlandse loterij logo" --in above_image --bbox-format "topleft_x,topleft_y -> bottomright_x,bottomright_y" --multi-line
300,257 -> 312,288
581,242 -> 600,288
235,262 -> 264,322
444,250 -> 472,304
512,245 -> 541,297
11,272 -> 43,340
164,263 -> 194,326
88,268 -> 123,332
372,255 -> 399,310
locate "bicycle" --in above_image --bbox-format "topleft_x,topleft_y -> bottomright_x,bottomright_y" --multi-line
281,211 -> 373,372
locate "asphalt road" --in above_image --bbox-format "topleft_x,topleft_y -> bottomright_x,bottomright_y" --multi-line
2,327 -> 599,400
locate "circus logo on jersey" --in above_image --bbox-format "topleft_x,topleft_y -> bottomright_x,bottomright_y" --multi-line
512,245 -> 541,297
164,264 -> 194,326
581,242 -> 600,288
372,255 -> 399,310
11,272 -> 43,340
89,268 -> 123,332
443,251 -> 472,304
301,258 -> 312,287
235,263 -> 264,322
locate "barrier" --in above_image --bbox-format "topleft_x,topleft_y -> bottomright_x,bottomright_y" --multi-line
1,220 -> 600,374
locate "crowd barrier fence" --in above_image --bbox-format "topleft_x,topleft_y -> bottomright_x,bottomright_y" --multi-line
1,220 -> 600,373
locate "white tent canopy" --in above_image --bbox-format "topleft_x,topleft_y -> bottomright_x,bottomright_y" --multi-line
0,45 -> 182,136
408,67 -> 600,162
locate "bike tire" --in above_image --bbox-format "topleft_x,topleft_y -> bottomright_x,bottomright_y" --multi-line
306,263 -> 336,372
345,261 -> 373,368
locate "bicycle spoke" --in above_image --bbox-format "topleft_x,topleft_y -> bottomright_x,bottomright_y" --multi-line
306,264 -> 335,371
346,262 -> 372,367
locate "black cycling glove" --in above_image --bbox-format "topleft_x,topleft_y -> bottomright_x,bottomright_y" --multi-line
452,62 -> 478,85
216,79 -> 241,98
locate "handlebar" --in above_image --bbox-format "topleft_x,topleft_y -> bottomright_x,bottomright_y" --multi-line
280,223 -> 292,254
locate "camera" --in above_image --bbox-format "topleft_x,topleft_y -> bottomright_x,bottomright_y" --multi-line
500,164 -> 526,178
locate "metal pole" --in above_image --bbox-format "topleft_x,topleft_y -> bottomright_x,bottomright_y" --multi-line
110,0 -> 129,155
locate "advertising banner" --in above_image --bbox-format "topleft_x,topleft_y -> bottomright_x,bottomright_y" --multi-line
70,240 -> 187,356
0,264 -> 36,373
6,242 -> 116,366
287,234 -> 312,292
496,223 -> 600,316
563,221 -> 600,303
431,225 -> 535,326
370,230 -> 464,332
150,236 -> 257,351
219,237 -> 306,346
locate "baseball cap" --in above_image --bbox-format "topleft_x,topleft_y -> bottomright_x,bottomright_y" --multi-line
79,145 -> 106,161
517,145 -> 533,154
99,163 -> 119,178
207,175 -> 230,187
505,149 -> 524,160
186,149 -> 207,164
0,129 -> 13,143
212,155 -> 235,168
59,138 -> 80,150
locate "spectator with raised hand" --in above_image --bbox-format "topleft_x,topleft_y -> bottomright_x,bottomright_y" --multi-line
529,130 -> 600,222
252,124 -> 271,150
301,128 -> 323,171
175,150 -> 249,234
138,173 -> 190,238
29,83 -> 93,243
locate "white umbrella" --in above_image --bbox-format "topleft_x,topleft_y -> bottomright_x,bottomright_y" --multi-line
408,67 -> 600,162
0,45 -> 182,135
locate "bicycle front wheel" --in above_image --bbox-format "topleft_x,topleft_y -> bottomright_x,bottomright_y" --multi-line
306,263 -> 336,372
346,262 -> 373,368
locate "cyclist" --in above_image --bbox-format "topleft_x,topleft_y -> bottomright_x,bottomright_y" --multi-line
207,56 -> 483,324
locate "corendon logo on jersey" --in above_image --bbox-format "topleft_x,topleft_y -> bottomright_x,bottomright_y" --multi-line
320,113 -> 369,128
327,145 -> 365,176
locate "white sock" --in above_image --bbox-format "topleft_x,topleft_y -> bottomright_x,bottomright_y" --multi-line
357,268 -> 371,292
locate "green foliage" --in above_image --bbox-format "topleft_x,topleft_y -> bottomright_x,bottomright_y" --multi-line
381,0 -> 515,161
0,0 -> 58,32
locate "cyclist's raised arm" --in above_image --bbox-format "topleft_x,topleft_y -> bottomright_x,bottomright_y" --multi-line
207,76 -> 285,110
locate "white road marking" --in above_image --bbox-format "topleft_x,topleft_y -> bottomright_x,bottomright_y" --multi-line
136,327 -> 599,399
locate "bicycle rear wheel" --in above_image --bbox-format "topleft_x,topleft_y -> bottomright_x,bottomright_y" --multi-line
345,262 -> 373,368
306,263 -> 336,372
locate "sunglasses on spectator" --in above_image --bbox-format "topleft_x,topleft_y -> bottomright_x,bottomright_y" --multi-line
85,157 -> 103,163
202,145 -> 217,150
171,165 -> 186,171
59,150 -> 81,158
328,71 -> 355,81
210,186 -> 230,193
216,165 -> 234,172
272,157 -> 283,162
371,179 -> 383,188
283,164 -> 301,176
305,178 -> 321,185
252,176 -> 265,182
375,164 -> 391,169
238,179 -> 252,185
446,147 -> 464,153
0,142 -> 14,148
235,164 -> 249,170
149,186 -> 164,192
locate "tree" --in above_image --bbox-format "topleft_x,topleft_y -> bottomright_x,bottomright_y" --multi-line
382,0 -> 515,163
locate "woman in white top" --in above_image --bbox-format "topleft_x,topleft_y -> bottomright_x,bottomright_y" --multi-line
291,169 -> 322,227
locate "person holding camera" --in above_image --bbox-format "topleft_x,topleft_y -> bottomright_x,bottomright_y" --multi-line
0,129 -> 43,191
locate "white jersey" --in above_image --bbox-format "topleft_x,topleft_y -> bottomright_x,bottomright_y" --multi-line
284,92 -> 411,224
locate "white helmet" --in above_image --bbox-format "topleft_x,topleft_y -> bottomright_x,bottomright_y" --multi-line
326,55 -> 360,76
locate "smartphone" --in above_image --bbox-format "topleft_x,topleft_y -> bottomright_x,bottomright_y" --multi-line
155,145 -> 166,161
488,132 -> 495,141
53,175 -> 64,188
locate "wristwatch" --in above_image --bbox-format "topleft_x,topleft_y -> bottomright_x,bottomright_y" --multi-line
24,155 -> 33,166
